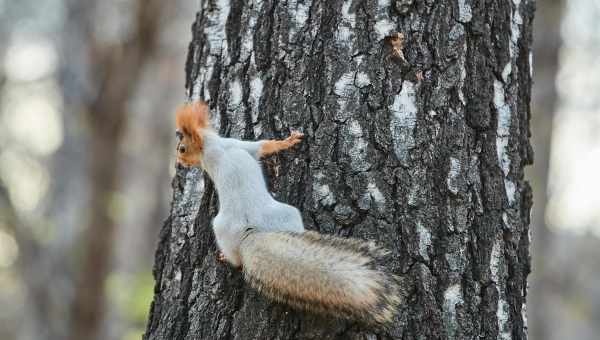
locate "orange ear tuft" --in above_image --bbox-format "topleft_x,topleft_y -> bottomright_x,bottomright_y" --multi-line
175,101 -> 210,134
175,101 -> 211,146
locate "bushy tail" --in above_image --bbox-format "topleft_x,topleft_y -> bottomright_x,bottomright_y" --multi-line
239,230 -> 401,325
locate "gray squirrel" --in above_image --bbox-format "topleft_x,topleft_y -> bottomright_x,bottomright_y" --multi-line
175,101 -> 400,325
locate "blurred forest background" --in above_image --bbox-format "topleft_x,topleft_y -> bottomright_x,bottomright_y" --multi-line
0,0 -> 598,340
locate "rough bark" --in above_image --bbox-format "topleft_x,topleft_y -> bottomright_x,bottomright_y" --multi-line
145,0 -> 534,339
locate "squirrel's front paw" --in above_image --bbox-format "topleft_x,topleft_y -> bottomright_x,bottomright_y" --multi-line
286,131 -> 304,146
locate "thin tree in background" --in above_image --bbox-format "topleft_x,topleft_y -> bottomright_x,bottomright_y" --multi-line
68,1 -> 165,339
145,0 -> 534,339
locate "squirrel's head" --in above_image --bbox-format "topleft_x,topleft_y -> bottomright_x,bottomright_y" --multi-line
175,101 -> 210,167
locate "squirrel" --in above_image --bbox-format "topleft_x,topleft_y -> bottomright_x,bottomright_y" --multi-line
174,101 -> 401,326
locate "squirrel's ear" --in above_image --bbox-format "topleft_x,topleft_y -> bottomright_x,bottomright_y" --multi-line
175,100 -> 210,132
175,101 -> 210,150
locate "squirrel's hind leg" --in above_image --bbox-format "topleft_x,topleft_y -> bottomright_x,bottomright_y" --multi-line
212,219 -> 244,268
216,250 -> 243,270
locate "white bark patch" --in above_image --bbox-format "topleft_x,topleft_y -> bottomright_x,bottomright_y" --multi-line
417,222 -> 431,260
502,62 -> 512,83
250,76 -> 263,121
490,238 -> 503,284
355,71 -> 371,88
195,0 -> 230,102
509,0 -> 522,59
230,79 -> 243,107
389,81 -> 418,164
449,23 -> 465,41
493,80 -> 515,205
444,284 -> 463,337
335,72 -> 355,97
342,1 -> 356,23
312,172 -> 336,206
354,54 -> 364,66
504,179 -> 516,205
497,299 -> 511,340
504,0 -> 522,80
314,183 -> 335,206
374,20 -> 395,40
289,0 -> 311,38
337,1 -> 356,47
191,83 -> 202,102
457,0 -> 472,23
253,124 -> 263,139
228,79 -> 245,136
375,0 -> 395,40
448,24 -> 467,105
348,119 -> 362,135
459,42 -> 467,105
347,119 -> 370,172
446,249 -> 466,272
206,0 -> 230,53
447,157 -> 461,194
182,169 -> 204,214
490,239 -> 511,340
502,212 -> 510,230
241,6 -> 257,61
336,71 -> 369,104
190,47 -> 203,101
198,54 -> 216,102
367,181 -> 386,210
334,71 -> 356,117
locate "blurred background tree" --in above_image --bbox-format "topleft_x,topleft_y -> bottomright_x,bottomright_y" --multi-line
67,1 -> 164,339
0,1 -> 195,339
528,0 -> 563,339
1,0 -> 600,339
528,0 -> 600,339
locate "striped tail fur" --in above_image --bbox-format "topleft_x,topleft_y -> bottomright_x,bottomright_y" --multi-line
239,230 -> 401,326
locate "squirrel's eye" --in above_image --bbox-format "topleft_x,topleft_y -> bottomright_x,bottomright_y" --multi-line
178,144 -> 186,154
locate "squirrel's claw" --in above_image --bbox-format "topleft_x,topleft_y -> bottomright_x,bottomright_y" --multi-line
286,131 -> 304,146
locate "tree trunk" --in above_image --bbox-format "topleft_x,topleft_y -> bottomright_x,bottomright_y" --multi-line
144,0 -> 534,339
